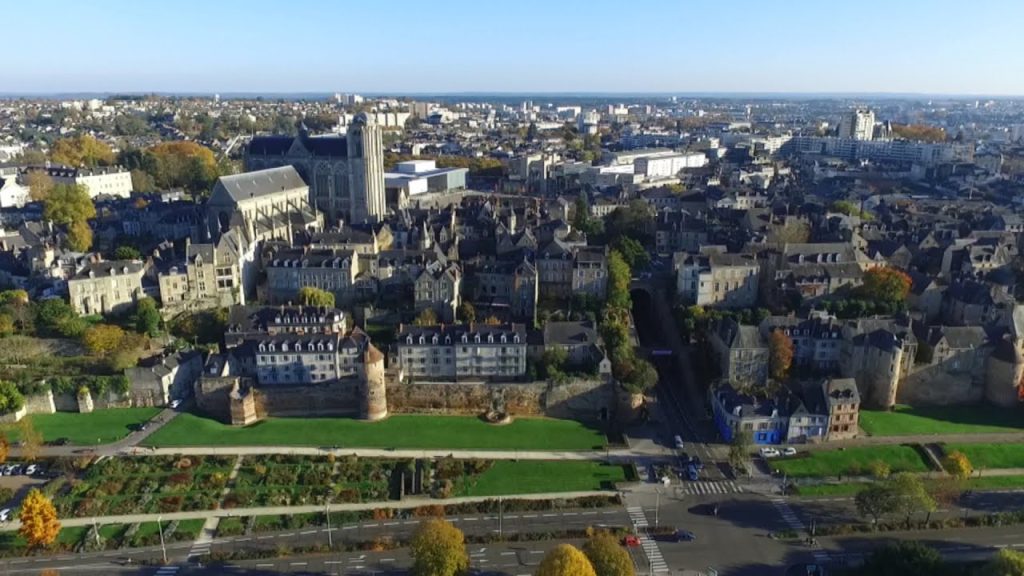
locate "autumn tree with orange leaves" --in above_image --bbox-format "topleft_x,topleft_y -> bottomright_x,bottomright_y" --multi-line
19,489 -> 60,548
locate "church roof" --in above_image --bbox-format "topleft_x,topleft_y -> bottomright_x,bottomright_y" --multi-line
212,166 -> 307,204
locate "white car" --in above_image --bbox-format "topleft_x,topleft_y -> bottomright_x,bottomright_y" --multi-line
782,447 -> 797,457
169,399 -> 182,409
673,435 -> 685,450
759,447 -> 781,459
24,464 -> 37,476
0,509 -> 10,523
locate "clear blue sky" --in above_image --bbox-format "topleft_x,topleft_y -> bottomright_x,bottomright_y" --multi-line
9,0 -> 1023,95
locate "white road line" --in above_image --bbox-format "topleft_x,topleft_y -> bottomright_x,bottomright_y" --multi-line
300,530 -> 316,535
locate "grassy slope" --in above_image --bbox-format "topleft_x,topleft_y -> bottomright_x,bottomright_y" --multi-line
860,405 -> 1024,437
4,408 -> 161,445
144,413 -> 606,450
459,461 -> 626,497
773,445 -> 929,478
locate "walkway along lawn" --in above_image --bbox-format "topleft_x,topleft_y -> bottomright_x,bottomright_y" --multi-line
859,404 -> 1024,437
2,408 -> 161,445
142,413 -> 608,451
772,445 -> 930,478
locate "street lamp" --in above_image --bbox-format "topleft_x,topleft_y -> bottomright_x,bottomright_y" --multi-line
654,489 -> 661,528
326,503 -> 333,549
157,515 -> 167,564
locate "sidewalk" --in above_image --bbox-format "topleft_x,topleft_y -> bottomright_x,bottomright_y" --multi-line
124,445 -> 657,461
0,490 -> 613,532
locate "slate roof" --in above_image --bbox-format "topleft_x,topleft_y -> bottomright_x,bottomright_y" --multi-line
212,166 -> 307,203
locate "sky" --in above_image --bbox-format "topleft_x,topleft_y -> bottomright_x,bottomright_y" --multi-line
6,0 -> 1024,95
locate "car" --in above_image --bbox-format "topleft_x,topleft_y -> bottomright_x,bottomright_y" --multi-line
760,447 -> 781,458
8,466 -> 21,476
621,535 -> 641,547
690,456 -> 704,470
686,464 -> 699,481
673,435 -> 685,450
783,447 -> 798,457
24,464 -> 37,476
170,399 -> 182,409
54,437 -> 70,446
675,530 -> 696,542
0,509 -> 9,522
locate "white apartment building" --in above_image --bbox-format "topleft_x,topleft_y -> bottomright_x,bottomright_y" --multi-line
47,166 -> 133,199
634,153 -> 708,178
838,109 -> 876,141
396,324 -> 527,380
677,251 -> 760,308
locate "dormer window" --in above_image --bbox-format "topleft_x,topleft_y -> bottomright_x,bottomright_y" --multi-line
487,334 -> 494,344
318,342 -> 324,351
475,334 -> 481,344
407,335 -> 414,344
432,335 -> 439,345
282,342 -> 289,352
462,334 -> 468,343
268,343 -> 276,352
419,336 -> 426,345
294,343 -> 302,352
513,334 -> 520,343
500,334 -> 507,344
445,335 -> 451,344
327,343 -> 334,351
259,343 -> 266,352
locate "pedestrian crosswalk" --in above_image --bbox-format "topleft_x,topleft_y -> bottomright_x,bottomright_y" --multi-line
627,506 -> 649,528
680,481 -> 743,496
625,506 -> 668,573
770,498 -> 804,531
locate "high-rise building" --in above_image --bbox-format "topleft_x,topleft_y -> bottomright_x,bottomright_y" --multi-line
838,109 -> 876,141
346,113 -> 386,224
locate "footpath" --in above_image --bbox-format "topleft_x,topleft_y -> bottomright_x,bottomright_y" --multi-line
0,490 -> 612,532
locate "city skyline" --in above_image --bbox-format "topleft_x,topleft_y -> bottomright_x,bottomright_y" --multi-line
10,0 -> 1024,96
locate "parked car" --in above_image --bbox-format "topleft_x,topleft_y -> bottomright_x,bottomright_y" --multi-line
170,399 -> 182,409
621,535 -> 641,547
686,464 -> 699,481
690,456 -> 704,470
673,435 -> 685,450
52,437 -> 70,446
760,447 -> 781,458
783,447 -> 797,456
24,464 -> 37,476
0,509 -> 10,523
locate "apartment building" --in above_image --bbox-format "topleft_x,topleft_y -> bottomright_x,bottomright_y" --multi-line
67,260 -> 146,316
677,252 -> 759,308
396,323 -> 527,380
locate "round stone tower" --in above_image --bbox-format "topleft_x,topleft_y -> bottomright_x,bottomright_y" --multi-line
987,338 -> 1024,408
361,344 -> 388,421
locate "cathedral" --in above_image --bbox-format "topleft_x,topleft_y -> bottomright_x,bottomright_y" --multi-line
244,113 -> 386,225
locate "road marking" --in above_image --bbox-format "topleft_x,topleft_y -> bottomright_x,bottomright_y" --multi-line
381,558 -> 395,562
235,537 -> 250,542
342,526 -> 355,530
501,551 -> 516,556
384,522 -> 399,526
256,564 -> 273,568
290,562 -> 308,566
505,514 -> 519,519
564,512 -> 577,516
325,561 -> 343,565
300,530 -> 316,535
529,550 -> 545,554
464,518 -> 478,522
523,514 -> 538,518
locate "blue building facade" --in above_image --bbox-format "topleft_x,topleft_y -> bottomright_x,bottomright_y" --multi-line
711,385 -> 790,445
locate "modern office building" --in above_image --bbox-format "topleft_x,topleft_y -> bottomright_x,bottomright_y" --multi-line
838,109 -> 875,141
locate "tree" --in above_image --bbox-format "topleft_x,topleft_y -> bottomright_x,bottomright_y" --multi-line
18,419 -> 42,462
25,171 -> 54,202
728,430 -> 752,473
606,250 -> 632,311
18,489 -> 60,549
113,245 -> 142,260
50,135 -> 114,168
409,518 -> 468,576
622,358 -> 658,394
943,450 -> 973,480
855,482 -> 898,525
34,299 -> 77,336
130,169 -> 155,193
888,472 -> 936,527
483,315 -> 501,325
0,433 -> 7,465
612,236 -> 651,270
134,297 -> 161,337
537,544 -> 597,576
297,286 -> 335,308
892,124 -> 946,143
144,141 -> 219,193
768,330 -> 794,381
82,324 -> 126,356
859,541 -> 943,576
606,201 -> 654,245
582,533 -> 634,576
415,308 -> 438,326
868,459 -> 891,480
457,302 -> 476,324
541,347 -> 569,379
0,381 -> 25,414
42,184 -> 96,225
861,267 -> 912,303
65,219 -> 93,252
0,314 -> 14,337
525,122 -> 539,141
982,549 -> 1024,576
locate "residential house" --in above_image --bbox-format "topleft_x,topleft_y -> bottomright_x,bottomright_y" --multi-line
67,259 -> 146,316
572,247 -> 608,301
822,377 -> 860,441
709,318 -> 769,385
395,323 -> 527,380
676,251 -> 759,308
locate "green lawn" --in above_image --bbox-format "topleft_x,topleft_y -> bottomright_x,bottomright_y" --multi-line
773,446 -> 930,478
144,413 -> 607,450
459,461 -> 626,497
947,443 -> 1024,470
3,408 -> 161,445
860,404 -> 1024,437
